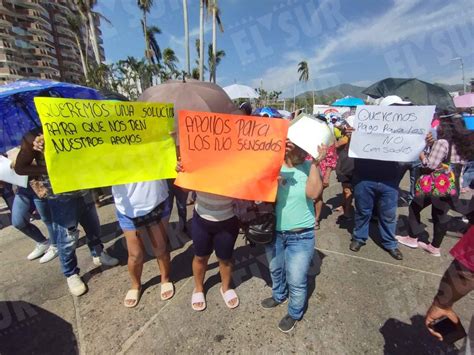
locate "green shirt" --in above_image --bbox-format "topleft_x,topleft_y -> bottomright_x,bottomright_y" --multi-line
275,161 -> 315,231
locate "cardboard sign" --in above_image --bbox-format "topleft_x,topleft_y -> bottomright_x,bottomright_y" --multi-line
0,156 -> 28,187
349,105 -> 435,162
175,110 -> 289,201
34,97 -> 177,193
288,114 -> 335,159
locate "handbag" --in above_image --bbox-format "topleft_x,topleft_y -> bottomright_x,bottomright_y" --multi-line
415,143 -> 457,198
29,178 -> 51,199
234,200 -> 275,245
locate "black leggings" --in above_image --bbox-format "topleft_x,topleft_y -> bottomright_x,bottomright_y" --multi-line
408,195 -> 451,248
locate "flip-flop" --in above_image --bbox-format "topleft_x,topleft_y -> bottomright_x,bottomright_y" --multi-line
160,282 -> 174,301
191,290 -> 206,311
220,287 -> 239,309
124,288 -> 141,308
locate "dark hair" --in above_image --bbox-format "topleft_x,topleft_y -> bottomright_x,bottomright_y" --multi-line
239,101 -> 252,116
437,115 -> 474,160
286,145 -> 307,166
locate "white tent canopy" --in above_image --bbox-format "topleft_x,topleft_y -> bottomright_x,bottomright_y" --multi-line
223,84 -> 259,100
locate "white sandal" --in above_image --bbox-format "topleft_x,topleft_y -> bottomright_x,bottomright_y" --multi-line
124,288 -> 141,308
191,290 -> 206,311
220,287 -> 239,309
160,282 -> 174,301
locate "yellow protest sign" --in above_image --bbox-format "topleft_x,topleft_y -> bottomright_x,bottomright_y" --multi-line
34,97 -> 177,194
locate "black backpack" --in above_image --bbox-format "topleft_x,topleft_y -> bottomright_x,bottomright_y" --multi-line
234,200 -> 275,245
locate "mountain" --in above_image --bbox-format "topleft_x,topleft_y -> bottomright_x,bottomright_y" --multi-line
296,83 -> 366,99
296,82 -> 467,100
433,83 -> 465,92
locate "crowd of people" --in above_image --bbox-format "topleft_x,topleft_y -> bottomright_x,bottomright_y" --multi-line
0,85 -> 473,337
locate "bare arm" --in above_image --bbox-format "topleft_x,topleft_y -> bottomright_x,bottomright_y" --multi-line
305,145 -> 326,199
425,259 -> 474,341
14,133 -> 47,176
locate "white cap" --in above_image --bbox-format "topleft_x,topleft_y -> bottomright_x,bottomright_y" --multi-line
379,95 -> 412,106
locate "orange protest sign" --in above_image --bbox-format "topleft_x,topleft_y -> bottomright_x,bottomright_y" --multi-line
175,110 -> 289,202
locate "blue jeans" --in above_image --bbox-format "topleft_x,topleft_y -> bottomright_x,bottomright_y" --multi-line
398,161 -> 420,205
12,186 -> 55,245
462,161 -> 474,189
49,193 -> 103,277
264,229 -> 315,320
353,180 -> 398,250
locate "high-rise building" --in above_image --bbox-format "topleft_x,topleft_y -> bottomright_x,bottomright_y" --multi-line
0,0 -> 105,84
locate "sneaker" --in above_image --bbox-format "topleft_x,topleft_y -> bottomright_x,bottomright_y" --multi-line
261,297 -> 287,309
278,314 -> 298,333
39,246 -> 58,264
67,274 -> 87,296
92,251 -> 119,266
27,242 -> 49,260
418,242 -> 441,256
396,235 -> 418,248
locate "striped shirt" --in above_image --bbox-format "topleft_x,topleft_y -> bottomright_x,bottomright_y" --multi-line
195,192 -> 234,222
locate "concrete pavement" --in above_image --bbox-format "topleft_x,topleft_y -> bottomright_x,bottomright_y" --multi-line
0,179 -> 472,354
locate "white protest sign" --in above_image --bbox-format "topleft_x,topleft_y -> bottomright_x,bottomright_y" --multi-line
0,156 -> 28,187
349,105 -> 435,162
288,114 -> 335,159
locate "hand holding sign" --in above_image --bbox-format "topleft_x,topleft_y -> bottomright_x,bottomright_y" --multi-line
175,111 -> 289,202
348,105 -> 435,162
287,114 -> 335,159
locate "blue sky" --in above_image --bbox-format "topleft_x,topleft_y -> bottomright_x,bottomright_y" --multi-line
97,0 -> 474,95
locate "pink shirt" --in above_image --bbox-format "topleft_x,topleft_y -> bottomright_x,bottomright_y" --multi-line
450,225 -> 474,272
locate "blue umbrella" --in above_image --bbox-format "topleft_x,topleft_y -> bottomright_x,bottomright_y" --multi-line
331,96 -> 364,107
252,106 -> 283,118
0,79 -> 102,151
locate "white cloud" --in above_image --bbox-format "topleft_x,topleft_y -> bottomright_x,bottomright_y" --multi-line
313,0 -> 473,66
255,0 -> 474,94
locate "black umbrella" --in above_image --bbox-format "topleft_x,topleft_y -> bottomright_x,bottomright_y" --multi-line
363,78 -> 455,112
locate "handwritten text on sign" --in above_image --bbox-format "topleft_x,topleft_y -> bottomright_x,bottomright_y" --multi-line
348,105 -> 435,162
175,111 -> 289,202
34,98 -> 177,194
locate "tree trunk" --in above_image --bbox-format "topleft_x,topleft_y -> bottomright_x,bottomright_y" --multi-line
199,0 -> 204,81
143,11 -> 151,65
88,11 -> 101,64
183,0 -> 190,75
74,35 -> 88,81
212,6 -> 217,83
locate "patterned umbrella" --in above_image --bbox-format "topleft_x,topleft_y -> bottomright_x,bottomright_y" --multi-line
0,79 -> 101,151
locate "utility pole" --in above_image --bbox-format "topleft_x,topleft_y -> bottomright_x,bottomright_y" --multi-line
451,57 -> 466,94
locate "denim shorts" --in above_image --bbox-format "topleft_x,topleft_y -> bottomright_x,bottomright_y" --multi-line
191,211 -> 239,260
116,200 -> 171,231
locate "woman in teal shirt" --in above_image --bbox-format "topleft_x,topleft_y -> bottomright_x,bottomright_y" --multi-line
262,141 -> 324,333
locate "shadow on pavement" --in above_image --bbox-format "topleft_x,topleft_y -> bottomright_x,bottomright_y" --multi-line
0,301 -> 77,355
380,314 -> 458,355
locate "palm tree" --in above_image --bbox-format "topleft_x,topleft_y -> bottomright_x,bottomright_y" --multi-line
74,0 -> 111,65
143,24 -> 161,64
297,61 -> 309,82
195,39 -> 207,74
207,44 -> 224,82
160,48 -> 180,81
191,68 -> 200,80
297,60 -> 315,107
208,0 -> 223,83
199,0 -> 209,80
66,13 -> 88,81
182,0 -> 190,75
137,0 -> 155,64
